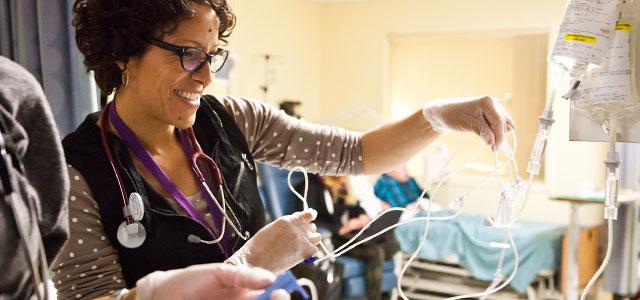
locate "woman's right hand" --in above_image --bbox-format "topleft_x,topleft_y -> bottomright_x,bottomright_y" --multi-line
226,209 -> 321,273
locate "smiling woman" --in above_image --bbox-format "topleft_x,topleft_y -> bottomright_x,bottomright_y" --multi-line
53,0 -> 514,299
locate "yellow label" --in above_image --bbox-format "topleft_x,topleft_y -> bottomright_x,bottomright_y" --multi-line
564,34 -> 597,44
615,23 -> 632,32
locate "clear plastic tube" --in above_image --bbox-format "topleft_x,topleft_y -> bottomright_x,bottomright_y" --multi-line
316,135 -> 476,263
444,228 -> 519,300
603,114 -> 620,220
604,171 -> 619,220
285,127 -> 520,300
287,167 -> 332,257
326,138 -> 483,264
579,219 -> 614,300
398,135 -> 517,300
527,124 -> 550,176
527,65 -> 563,176
480,235 -> 509,300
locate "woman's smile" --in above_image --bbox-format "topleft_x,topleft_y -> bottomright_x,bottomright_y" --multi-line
173,89 -> 202,108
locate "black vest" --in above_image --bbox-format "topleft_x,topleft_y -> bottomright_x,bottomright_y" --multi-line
63,96 -> 266,287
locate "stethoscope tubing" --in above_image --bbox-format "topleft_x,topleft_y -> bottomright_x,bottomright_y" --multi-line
100,101 -> 249,249
99,104 -> 135,225
182,127 -> 249,240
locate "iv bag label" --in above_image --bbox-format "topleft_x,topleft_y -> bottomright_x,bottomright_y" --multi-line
615,22 -> 632,32
564,34 -> 597,44
576,23 -> 631,104
551,0 -> 620,67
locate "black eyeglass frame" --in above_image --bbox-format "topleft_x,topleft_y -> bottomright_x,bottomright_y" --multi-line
149,39 -> 229,73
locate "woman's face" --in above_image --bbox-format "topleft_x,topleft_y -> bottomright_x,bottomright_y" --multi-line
123,4 -> 220,129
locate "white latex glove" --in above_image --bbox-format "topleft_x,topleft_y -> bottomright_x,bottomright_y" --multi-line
226,209 -> 321,274
135,263 -> 289,300
423,96 -> 515,150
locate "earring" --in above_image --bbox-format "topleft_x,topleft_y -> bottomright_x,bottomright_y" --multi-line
121,70 -> 129,88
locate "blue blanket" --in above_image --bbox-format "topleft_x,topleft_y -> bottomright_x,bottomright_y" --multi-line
394,211 -> 566,293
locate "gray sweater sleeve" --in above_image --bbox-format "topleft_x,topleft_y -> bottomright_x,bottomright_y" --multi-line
217,96 -> 365,175
0,56 -> 69,297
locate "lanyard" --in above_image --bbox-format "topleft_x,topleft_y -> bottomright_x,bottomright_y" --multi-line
177,129 -> 233,254
107,103 -> 231,256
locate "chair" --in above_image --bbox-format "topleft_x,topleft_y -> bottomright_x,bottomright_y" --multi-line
257,163 -> 397,299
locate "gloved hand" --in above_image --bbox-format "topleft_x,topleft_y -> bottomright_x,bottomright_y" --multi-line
422,96 -> 515,150
135,263 -> 289,300
226,209 -> 321,273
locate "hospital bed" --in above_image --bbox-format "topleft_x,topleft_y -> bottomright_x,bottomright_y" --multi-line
393,209 -> 566,299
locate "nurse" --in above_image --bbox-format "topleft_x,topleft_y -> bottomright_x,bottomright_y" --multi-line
52,0 -> 513,299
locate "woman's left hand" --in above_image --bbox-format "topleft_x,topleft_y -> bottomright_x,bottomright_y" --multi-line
422,96 -> 515,150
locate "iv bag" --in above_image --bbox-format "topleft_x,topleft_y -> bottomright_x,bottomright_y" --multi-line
572,0 -> 640,123
550,0 -> 621,76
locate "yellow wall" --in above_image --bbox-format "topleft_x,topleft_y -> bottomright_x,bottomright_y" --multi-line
215,0 -> 608,225
326,0 -> 608,225
321,0 -> 561,113
388,32 -> 547,179
206,0 -> 326,120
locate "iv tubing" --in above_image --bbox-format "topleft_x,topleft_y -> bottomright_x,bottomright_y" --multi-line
316,136 -> 474,262
322,136 -> 513,264
287,166 -> 332,257
399,133 -> 516,300
579,219 -> 614,300
286,126 -> 520,300
445,228 -> 518,300
579,112 -> 619,299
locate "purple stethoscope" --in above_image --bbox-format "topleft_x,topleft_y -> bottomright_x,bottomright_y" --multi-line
99,101 -> 249,256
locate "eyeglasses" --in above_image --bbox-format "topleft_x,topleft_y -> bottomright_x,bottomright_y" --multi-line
149,39 -> 229,73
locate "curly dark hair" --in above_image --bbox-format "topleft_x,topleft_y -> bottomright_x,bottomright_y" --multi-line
72,0 -> 236,95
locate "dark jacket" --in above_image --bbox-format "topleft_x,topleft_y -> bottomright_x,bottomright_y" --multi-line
0,56 -> 69,298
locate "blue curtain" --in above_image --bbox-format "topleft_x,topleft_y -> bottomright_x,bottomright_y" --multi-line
0,0 -> 98,136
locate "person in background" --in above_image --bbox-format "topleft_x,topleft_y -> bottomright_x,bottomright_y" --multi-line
297,175 -> 398,300
374,164 -> 428,210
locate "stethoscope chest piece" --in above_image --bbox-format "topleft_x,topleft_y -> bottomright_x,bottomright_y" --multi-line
117,221 -> 147,248
129,192 -> 145,221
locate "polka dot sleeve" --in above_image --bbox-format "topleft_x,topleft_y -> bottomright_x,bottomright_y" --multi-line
217,96 -> 365,175
51,166 -> 126,299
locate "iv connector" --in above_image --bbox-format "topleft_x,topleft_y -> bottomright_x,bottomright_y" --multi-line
604,206 -> 618,220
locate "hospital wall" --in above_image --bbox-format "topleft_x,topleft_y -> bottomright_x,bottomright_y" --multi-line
207,0 -> 326,120
208,0 -> 608,226
321,0 -> 610,226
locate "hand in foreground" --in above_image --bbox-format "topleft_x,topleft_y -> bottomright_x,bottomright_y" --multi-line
135,263 -> 290,300
226,209 -> 321,273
